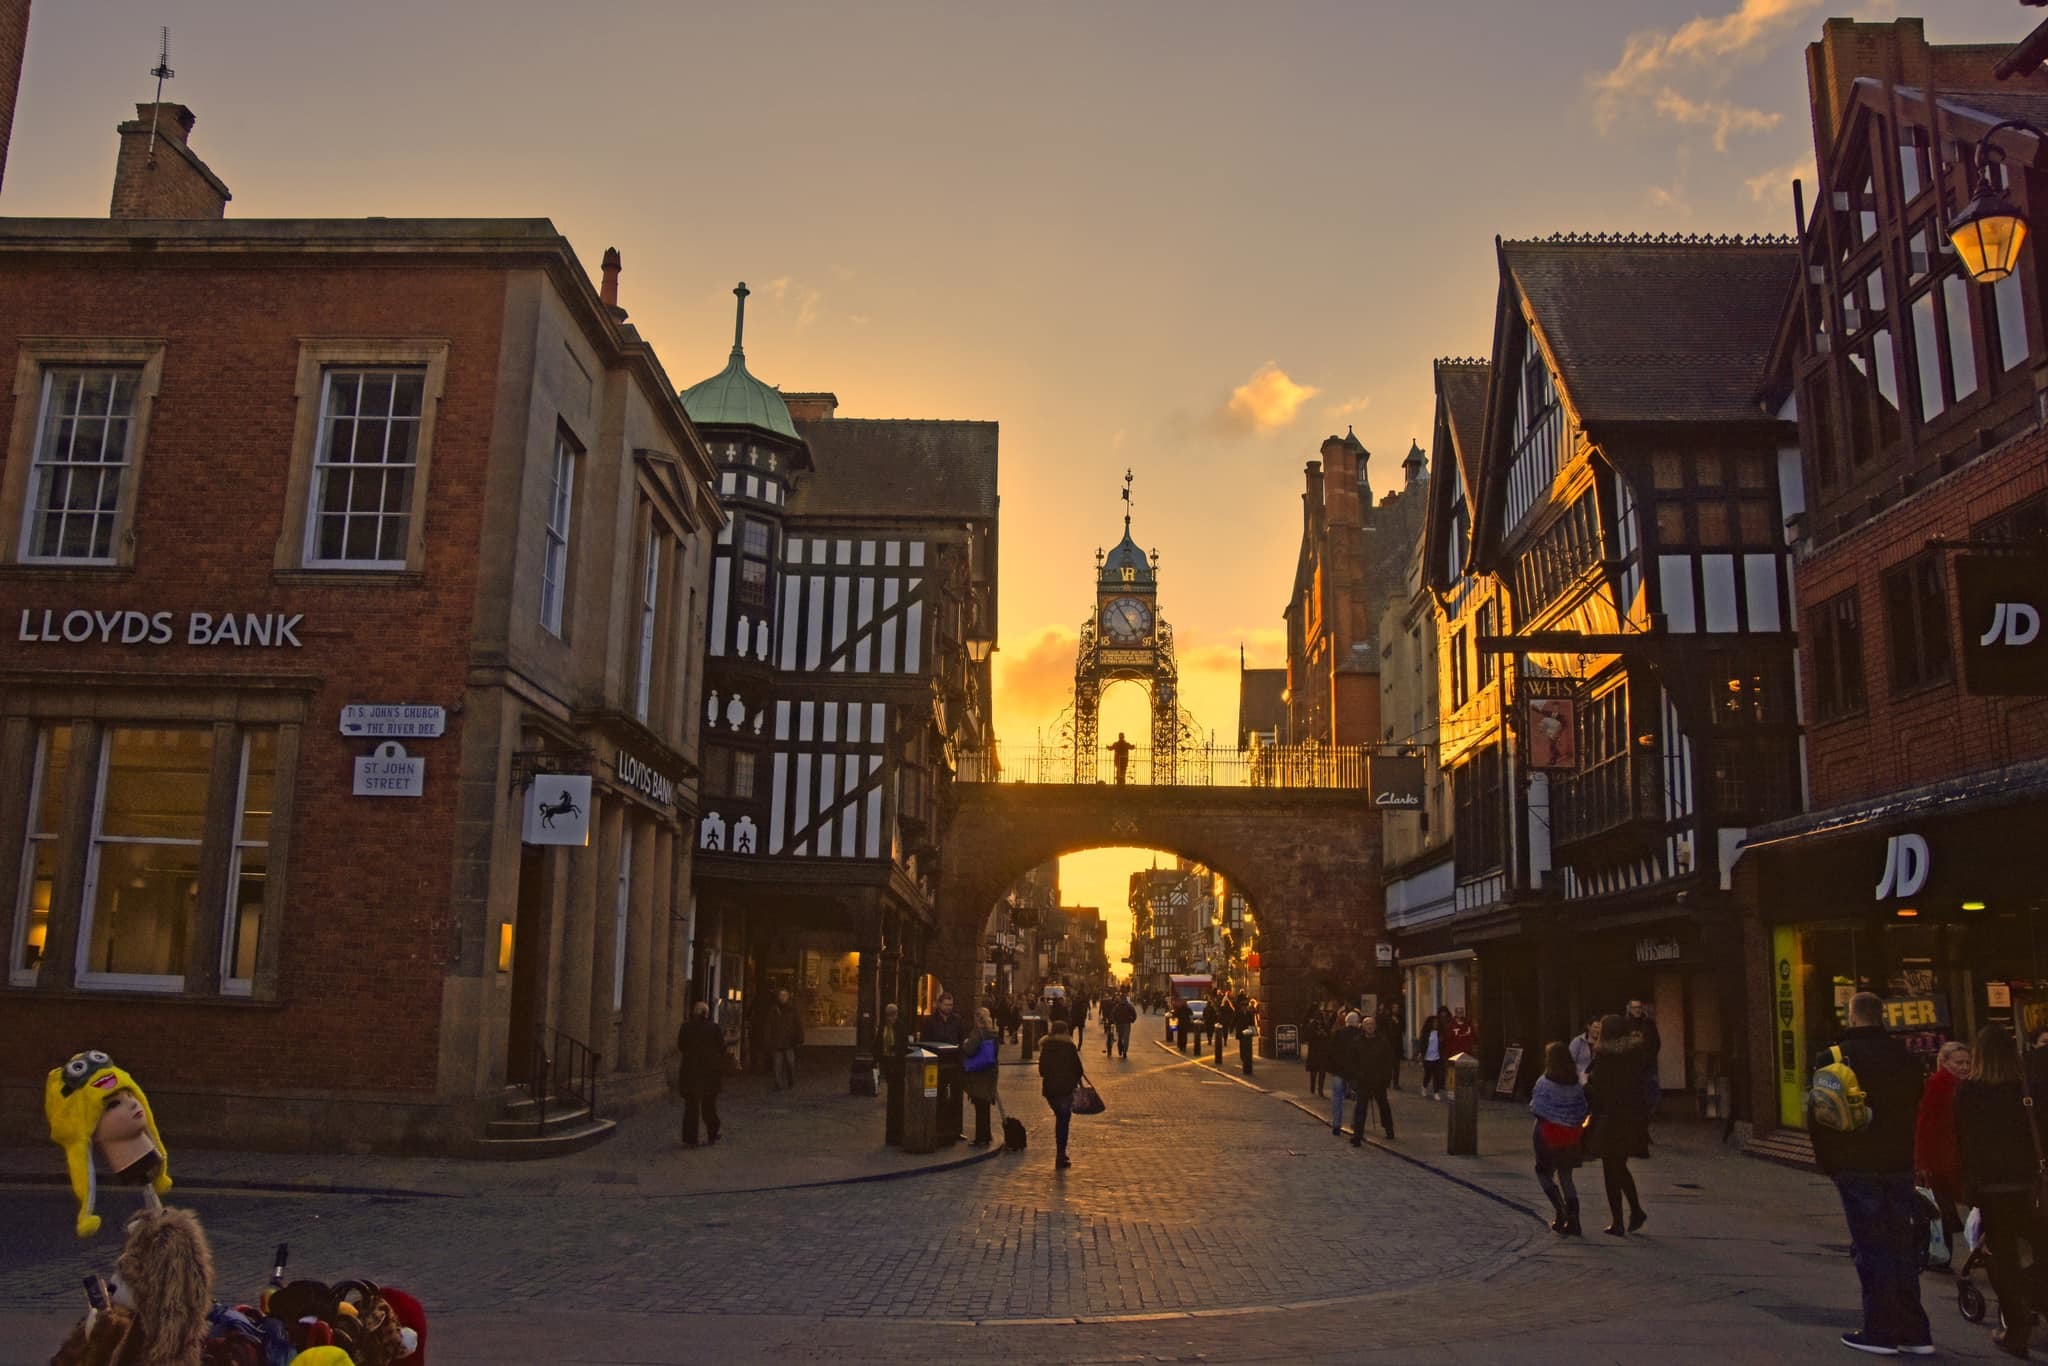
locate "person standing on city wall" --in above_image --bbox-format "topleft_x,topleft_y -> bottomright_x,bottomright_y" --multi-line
1351,1012 -> 1396,1143
1328,1011 -> 1364,1138
1812,991 -> 1932,1356
962,1007 -> 1002,1147
1529,1041 -> 1587,1236
1038,1020 -> 1084,1170
1418,1011 -> 1448,1100
676,1001 -> 728,1148
1913,1038 -> 1972,1273
1584,1013 -> 1649,1239
764,988 -> 805,1092
1955,1024 -> 2044,1358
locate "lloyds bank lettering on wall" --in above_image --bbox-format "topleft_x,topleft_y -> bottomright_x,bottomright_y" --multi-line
17,608 -> 305,648
615,750 -> 675,808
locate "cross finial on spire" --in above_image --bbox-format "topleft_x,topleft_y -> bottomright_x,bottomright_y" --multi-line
1121,468 -> 1133,532
732,282 -> 750,355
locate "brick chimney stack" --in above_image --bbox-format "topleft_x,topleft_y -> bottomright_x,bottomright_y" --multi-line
0,0 -> 29,198
600,246 -> 627,320
110,102 -> 231,219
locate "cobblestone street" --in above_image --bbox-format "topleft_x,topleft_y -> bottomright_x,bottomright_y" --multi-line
0,1037 -> 2024,1362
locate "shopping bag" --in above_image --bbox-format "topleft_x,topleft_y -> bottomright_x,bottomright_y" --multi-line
1913,1185 -> 1947,1268
1966,1205 -> 1985,1252
1071,1078 -> 1105,1116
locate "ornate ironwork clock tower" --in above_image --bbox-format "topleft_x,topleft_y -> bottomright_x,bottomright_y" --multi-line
1075,472 -> 1180,784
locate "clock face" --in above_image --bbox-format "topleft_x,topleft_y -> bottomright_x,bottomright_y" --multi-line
1101,596 -> 1154,644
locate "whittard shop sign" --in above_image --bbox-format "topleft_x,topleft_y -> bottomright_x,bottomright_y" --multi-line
19,608 -> 304,648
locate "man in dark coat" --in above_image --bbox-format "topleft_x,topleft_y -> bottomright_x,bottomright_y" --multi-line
1174,996 -> 1193,1053
1812,991 -> 1933,1356
1327,1011 -> 1365,1138
1211,994 -> 1232,1065
1350,1012 -> 1397,1144
1112,992 -> 1138,1058
677,1000 -> 728,1147
762,988 -> 805,1091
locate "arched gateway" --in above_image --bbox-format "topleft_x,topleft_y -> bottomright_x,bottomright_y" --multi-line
932,779 -> 1387,1034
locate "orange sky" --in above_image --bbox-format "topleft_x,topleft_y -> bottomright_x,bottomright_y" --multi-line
3,0 -> 2028,969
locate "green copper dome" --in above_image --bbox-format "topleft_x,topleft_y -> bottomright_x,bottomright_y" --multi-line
681,282 -> 799,442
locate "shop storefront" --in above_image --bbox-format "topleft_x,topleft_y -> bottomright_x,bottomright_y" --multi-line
1745,798 -> 2048,1132
1404,950 -> 1475,1057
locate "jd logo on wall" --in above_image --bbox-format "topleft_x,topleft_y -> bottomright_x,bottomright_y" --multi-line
1957,555 -> 2048,696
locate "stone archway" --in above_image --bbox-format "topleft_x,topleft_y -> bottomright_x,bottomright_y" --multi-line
933,784 -> 1384,1032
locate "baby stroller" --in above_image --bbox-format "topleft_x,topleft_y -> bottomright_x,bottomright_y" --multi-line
1954,1207 -> 2046,1334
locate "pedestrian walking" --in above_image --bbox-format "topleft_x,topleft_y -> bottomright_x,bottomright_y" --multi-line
1304,1008 -> 1330,1097
1038,1020 -> 1084,1170
1913,1038 -> 1972,1273
1584,1013 -> 1649,1238
1955,1024 -> 2047,1358
963,1007 -> 1002,1147
763,988 -> 804,1091
1073,991 -> 1088,1049
1102,995 -> 1116,1057
1812,991 -> 1933,1356
1418,1011 -> 1448,1100
1387,1002 -> 1405,1092
1350,1012 -> 1396,1144
1569,1014 -> 1600,1085
1211,993 -> 1231,1066
1328,1011 -> 1364,1138
1113,992 -> 1136,1059
1445,1007 -> 1475,1062
676,1000 -> 728,1147
1626,998 -> 1663,1133
1175,996 -> 1193,1053
1529,1041 -> 1587,1236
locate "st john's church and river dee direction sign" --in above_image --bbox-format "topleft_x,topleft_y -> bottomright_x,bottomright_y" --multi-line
339,704 -> 447,739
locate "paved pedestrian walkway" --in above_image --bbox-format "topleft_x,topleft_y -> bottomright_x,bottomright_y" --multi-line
0,1059 -> 1017,1200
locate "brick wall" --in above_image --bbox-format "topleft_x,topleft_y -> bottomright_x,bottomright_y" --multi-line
0,257 -> 508,1110
1798,424 -> 2048,810
0,0 -> 27,196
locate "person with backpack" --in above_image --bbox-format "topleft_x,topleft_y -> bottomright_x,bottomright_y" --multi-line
1955,1025 -> 2047,1358
1530,1040 -> 1587,1236
1037,1020 -> 1084,1170
1584,1013 -> 1649,1238
1812,991 -> 1934,1356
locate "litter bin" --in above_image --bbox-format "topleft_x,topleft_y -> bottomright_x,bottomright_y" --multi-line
899,1048 -> 940,1154
1021,1015 -> 1045,1061
1447,1052 -> 1480,1155
916,1040 -> 963,1145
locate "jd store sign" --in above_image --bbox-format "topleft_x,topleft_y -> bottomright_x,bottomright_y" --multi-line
1957,554 -> 2048,696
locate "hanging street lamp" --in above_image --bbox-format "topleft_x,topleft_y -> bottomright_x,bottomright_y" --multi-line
1948,119 -> 2040,285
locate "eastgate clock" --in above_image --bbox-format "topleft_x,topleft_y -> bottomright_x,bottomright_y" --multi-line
1101,596 -> 1153,644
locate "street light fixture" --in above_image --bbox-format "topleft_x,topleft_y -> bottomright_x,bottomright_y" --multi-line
1948,119 -> 2038,285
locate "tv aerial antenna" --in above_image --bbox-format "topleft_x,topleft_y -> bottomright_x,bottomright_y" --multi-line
145,28 -> 174,168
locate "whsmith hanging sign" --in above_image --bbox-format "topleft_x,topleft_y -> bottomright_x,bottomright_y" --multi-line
18,608 -> 305,648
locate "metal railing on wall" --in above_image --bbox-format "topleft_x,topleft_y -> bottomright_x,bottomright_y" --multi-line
956,740 -> 1367,789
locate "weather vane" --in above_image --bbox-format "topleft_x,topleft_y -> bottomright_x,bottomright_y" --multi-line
145,28 -> 174,168
1120,468 -> 1133,533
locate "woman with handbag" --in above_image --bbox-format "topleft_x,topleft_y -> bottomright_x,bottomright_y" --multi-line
1529,1041 -> 1587,1237
963,1007 -> 1002,1147
1038,1020 -> 1085,1170
1955,1024 -> 2048,1357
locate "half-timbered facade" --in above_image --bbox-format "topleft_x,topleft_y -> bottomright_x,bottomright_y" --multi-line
1736,17 -> 2048,1142
683,300 -> 997,1053
1460,234 -> 1801,1096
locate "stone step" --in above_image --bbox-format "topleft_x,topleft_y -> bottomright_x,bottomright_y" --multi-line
475,1116 -> 617,1160
487,1095 -> 595,1140
1742,1128 -> 1816,1171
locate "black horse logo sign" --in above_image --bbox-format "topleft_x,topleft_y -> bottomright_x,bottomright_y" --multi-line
538,788 -> 583,829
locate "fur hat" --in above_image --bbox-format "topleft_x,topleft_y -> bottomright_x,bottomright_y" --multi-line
112,1206 -> 213,1366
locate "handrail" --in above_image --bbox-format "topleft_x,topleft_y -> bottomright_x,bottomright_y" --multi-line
956,741 -> 1369,789
517,1023 -> 601,1134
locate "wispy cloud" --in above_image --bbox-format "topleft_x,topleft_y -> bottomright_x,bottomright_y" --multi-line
993,627 -> 1080,733
1745,157 -> 1810,206
1591,0 -> 1817,148
1653,89 -> 1781,151
1325,396 -> 1372,419
1217,363 -> 1320,433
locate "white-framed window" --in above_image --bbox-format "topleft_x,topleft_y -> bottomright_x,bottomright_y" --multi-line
76,727 -> 213,993
612,845 -> 633,1012
304,368 -> 426,568
220,731 -> 276,996
10,725 -> 70,986
21,368 -> 139,563
540,431 -> 577,636
635,529 -> 661,721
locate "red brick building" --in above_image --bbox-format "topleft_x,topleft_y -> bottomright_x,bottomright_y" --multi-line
1738,18 -> 2048,1139
0,105 -> 722,1153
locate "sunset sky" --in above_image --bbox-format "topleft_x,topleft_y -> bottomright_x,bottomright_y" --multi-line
4,0 -> 2028,968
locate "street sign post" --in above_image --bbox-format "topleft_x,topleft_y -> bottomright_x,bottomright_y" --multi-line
352,741 -> 425,797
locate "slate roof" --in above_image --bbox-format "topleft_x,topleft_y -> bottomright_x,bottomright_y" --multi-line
1237,668 -> 1287,746
1435,359 -> 1490,482
1499,238 -> 1798,426
788,418 -> 998,520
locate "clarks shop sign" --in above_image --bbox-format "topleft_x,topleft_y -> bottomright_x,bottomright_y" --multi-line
17,608 -> 304,648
